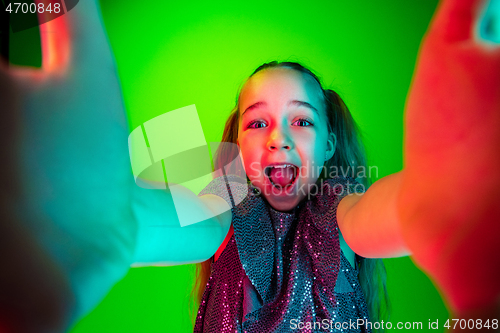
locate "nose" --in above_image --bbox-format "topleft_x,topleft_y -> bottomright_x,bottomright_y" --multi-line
267,126 -> 293,151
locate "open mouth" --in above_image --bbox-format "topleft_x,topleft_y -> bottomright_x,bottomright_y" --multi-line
265,164 -> 299,189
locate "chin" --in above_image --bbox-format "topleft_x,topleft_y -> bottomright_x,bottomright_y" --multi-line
261,182 -> 305,212
250,174 -> 311,212
266,198 -> 301,212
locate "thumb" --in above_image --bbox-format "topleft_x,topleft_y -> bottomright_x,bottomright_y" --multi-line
2,1 -> 113,84
428,0 -> 486,43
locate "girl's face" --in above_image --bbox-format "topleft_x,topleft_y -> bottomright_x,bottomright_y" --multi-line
237,68 -> 335,212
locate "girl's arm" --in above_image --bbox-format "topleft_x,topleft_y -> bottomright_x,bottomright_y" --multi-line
339,0 -> 500,318
132,187 -> 232,266
0,1 -> 230,330
0,2 -> 137,329
398,0 -> 500,317
337,172 -> 409,259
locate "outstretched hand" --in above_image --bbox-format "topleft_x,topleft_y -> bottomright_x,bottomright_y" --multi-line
399,0 -> 500,320
0,1 -> 136,331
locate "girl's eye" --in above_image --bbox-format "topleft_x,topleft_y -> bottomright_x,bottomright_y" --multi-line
292,118 -> 313,127
247,121 -> 267,129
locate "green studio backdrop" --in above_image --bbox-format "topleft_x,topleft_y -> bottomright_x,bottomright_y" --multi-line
8,0 -> 450,332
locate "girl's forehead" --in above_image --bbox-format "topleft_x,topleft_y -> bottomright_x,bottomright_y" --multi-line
239,68 -> 324,110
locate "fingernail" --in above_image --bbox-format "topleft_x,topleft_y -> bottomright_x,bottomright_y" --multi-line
478,0 -> 500,43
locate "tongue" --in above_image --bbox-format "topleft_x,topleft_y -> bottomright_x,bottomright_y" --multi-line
269,167 -> 295,188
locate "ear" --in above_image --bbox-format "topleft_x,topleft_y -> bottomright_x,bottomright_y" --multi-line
325,133 -> 337,161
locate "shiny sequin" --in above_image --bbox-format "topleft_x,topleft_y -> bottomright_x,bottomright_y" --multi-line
194,175 -> 370,332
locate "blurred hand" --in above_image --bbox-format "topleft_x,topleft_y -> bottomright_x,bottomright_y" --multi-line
0,1 -> 136,331
399,0 -> 500,320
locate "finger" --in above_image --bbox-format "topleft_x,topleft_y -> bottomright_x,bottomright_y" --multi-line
477,0 -> 500,44
428,0 -> 486,43
3,0 -> 112,83
38,0 -> 71,77
1,1 -> 70,83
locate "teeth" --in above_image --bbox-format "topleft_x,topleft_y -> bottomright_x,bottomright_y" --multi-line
273,164 -> 293,169
265,164 -> 296,178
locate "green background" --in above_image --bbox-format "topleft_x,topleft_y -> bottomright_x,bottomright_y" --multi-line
9,0 -> 451,331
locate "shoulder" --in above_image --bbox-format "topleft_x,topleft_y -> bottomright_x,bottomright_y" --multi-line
198,175 -> 250,209
314,176 -> 365,212
198,194 -> 233,221
339,229 -> 357,269
323,177 -> 365,268
331,176 -> 366,231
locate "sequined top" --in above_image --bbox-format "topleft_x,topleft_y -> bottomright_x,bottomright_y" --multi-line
194,175 -> 371,333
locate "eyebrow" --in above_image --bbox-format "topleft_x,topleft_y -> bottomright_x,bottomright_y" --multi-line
242,100 -> 319,116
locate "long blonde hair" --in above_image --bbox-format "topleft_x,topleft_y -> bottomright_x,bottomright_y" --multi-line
192,61 -> 389,329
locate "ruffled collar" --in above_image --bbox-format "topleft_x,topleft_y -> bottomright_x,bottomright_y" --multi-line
230,177 -> 345,304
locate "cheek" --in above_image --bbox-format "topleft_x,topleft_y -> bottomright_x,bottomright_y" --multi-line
297,131 -> 326,156
239,130 -> 266,154
238,134 -> 262,178
313,140 -> 328,160
296,133 -> 328,178
239,135 -> 255,157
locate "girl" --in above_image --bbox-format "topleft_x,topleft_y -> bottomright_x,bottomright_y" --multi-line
0,0 -> 498,332
191,61 -> 390,332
